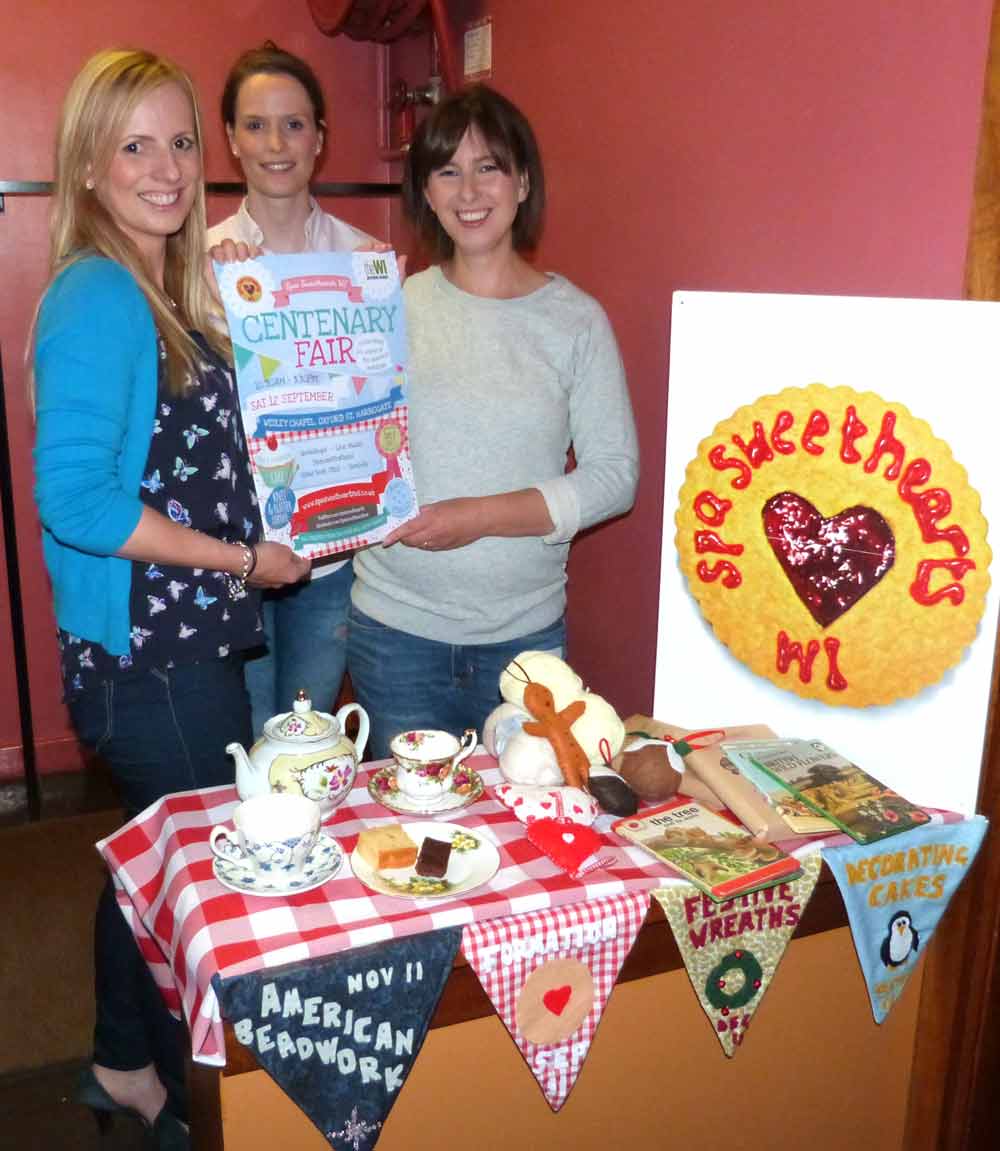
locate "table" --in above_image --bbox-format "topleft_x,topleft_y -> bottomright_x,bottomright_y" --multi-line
98,756 -> 958,1150
97,755 -> 722,1066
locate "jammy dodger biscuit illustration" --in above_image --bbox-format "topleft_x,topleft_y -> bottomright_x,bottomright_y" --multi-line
675,384 -> 991,706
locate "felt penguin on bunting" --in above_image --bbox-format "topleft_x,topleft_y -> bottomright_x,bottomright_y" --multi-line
880,910 -> 919,967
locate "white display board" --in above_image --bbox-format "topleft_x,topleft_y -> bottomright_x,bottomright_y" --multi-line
657,292 -> 1000,815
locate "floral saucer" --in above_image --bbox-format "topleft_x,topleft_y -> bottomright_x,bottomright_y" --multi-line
367,765 -> 485,816
212,832 -> 343,897
350,823 -> 500,900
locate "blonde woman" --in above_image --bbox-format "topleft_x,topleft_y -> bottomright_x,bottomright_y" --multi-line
32,49 -> 308,1146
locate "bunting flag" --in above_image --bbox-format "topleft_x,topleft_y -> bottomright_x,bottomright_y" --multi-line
654,851 -> 822,1055
823,816 -> 988,1023
233,343 -> 255,372
460,892 -> 649,1111
214,928 -> 462,1150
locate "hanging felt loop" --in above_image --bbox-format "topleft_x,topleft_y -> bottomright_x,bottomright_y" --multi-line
669,728 -> 727,759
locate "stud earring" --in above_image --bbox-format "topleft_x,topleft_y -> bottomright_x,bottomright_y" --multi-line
85,178 -> 94,190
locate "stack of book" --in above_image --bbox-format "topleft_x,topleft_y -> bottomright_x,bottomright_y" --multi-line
720,738 -> 930,846
612,798 -> 803,901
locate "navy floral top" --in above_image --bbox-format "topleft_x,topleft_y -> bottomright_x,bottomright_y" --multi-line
59,332 -> 263,696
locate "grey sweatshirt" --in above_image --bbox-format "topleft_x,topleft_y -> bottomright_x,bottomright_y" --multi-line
352,266 -> 639,644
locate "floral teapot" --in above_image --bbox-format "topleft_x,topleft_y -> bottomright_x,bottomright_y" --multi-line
227,692 -> 370,817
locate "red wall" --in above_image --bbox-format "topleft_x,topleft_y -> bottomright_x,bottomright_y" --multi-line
0,4 -> 391,776
430,0 -> 992,717
0,1 -> 992,779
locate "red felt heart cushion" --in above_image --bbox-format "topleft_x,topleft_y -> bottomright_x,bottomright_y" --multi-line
527,818 -> 605,874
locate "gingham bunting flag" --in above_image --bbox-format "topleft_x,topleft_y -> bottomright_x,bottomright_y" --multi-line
823,816 -> 988,1023
654,852 -> 822,1055
214,928 -> 462,1150
460,891 -> 650,1111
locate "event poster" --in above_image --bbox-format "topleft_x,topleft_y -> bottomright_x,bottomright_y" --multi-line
215,251 -> 418,559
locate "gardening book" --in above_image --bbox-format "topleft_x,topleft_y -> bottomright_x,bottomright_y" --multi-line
721,741 -> 838,835
612,798 -> 802,901
214,250 -> 418,560
735,738 -> 931,845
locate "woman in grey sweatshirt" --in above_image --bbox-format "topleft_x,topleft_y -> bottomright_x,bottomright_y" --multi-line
349,84 -> 639,759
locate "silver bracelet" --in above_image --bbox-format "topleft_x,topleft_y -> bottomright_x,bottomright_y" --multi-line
224,541 -> 254,600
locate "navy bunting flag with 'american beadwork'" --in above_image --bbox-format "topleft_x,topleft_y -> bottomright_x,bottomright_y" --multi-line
214,927 -> 462,1149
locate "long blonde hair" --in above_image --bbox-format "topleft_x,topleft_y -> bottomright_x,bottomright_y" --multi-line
40,48 -> 227,396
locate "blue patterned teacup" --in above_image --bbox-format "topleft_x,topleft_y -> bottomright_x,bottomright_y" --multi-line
210,792 -> 321,878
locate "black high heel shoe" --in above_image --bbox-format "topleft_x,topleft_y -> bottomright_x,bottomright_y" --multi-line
76,1067 -> 190,1149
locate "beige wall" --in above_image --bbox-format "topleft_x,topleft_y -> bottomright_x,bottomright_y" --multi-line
221,928 -> 924,1151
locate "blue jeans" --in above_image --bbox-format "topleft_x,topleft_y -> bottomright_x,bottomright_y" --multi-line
347,605 -> 566,760
69,657 -> 252,1117
244,562 -> 352,734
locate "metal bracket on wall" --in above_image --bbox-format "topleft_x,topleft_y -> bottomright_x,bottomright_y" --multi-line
0,179 -> 401,211
0,180 -> 52,215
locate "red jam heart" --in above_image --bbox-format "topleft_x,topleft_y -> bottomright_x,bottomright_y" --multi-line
543,985 -> 573,1016
763,491 -> 895,627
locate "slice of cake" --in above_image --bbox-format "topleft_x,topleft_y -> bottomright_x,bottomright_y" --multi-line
357,825 -> 418,871
414,836 -> 452,878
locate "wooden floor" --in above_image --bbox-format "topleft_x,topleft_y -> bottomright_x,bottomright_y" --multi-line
0,1061 -> 154,1151
0,770 -> 131,1149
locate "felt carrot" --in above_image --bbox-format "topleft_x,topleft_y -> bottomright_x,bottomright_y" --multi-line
521,681 -> 591,791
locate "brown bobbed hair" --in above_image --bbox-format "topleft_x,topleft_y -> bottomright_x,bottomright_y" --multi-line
402,84 -> 545,260
35,48 -> 224,400
221,42 -> 326,130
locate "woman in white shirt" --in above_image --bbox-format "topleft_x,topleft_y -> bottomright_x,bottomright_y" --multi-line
208,43 -> 373,732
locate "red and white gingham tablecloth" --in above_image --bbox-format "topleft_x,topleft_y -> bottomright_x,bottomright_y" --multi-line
97,756 -> 683,1066
97,754 -> 958,1066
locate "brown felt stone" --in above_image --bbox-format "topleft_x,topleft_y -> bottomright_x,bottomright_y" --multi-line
616,744 -> 683,802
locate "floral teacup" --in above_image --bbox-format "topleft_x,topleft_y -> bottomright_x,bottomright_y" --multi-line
389,728 -> 477,801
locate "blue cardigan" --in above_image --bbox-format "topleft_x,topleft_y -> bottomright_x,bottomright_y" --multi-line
33,257 -> 159,656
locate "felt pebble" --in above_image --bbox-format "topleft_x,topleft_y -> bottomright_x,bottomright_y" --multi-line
588,769 -> 639,817
616,743 -> 682,802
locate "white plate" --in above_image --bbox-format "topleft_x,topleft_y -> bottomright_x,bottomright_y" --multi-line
212,832 -> 343,897
350,822 -> 500,900
366,765 -> 485,816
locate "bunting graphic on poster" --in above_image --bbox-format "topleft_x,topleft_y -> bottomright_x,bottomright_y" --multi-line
823,816 -> 988,1023
654,851 -> 822,1055
460,892 -> 649,1111
213,928 -> 462,1149
259,354 -> 282,381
